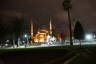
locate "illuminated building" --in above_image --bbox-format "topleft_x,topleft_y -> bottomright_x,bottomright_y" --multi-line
31,18 -> 55,43
34,28 -> 49,43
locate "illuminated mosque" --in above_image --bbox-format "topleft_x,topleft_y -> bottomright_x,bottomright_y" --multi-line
30,19 -> 56,43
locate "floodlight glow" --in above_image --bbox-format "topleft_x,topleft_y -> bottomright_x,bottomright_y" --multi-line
47,35 -> 51,39
51,37 -> 56,41
24,34 -> 28,38
34,39 -> 38,42
6,40 -> 9,42
85,34 -> 93,40
39,39 -> 44,42
5,43 -> 8,46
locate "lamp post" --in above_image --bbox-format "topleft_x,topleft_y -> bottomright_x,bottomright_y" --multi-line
24,34 -> 28,48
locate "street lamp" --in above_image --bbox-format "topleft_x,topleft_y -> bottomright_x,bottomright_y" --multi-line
24,34 -> 28,38
24,34 -> 28,47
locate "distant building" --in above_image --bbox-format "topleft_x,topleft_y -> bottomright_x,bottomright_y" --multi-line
31,18 -> 54,43
33,28 -> 49,42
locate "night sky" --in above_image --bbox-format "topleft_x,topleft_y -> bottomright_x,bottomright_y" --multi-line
0,0 -> 96,33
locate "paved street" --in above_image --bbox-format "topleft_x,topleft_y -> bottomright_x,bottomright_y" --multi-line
0,47 -> 70,64
68,46 -> 96,64
0,46 -> 96,64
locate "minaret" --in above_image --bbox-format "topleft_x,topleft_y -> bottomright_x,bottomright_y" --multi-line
49,18 -> 52,35
31,20 -> 33,37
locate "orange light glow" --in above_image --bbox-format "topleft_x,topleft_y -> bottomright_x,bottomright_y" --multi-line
33,29 -> 50,43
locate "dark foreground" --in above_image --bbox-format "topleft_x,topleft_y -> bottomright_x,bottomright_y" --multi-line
0,46 -> 72,64
68,46 -> 96,64
0,46 -> 96,64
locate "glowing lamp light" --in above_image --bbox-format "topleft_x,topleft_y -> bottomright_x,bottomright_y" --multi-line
85,34 -> 93,40
22,41 -> 25,43
35,40 -> 38,42
24,34 -> 28,38
34,39 -> 38,42
52,37 -> 56,40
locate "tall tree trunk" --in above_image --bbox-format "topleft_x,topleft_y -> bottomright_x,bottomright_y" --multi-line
15,35 -> 18,47
79,39 -> 82,55
13,39 -> 15,48
79,39 -> 81,48
68,8 -> 73,46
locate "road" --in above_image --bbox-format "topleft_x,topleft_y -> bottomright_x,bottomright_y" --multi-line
0,46 -> 96,64
0,47 -> 71,64
67,46 -> 96,64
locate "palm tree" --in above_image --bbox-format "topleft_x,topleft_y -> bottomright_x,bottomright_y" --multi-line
63,0 -> 73,45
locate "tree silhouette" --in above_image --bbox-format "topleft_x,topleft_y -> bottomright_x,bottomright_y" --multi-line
61,33 -> 65,42
74,21 -> 84,40
13,17 -> 27,47
0,21 -> 5,40
63,0 -> 73,45
0,18 -> 14,46
74,21 -> 84,48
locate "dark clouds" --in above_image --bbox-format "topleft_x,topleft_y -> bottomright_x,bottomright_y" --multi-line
0,0 -> 96,33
